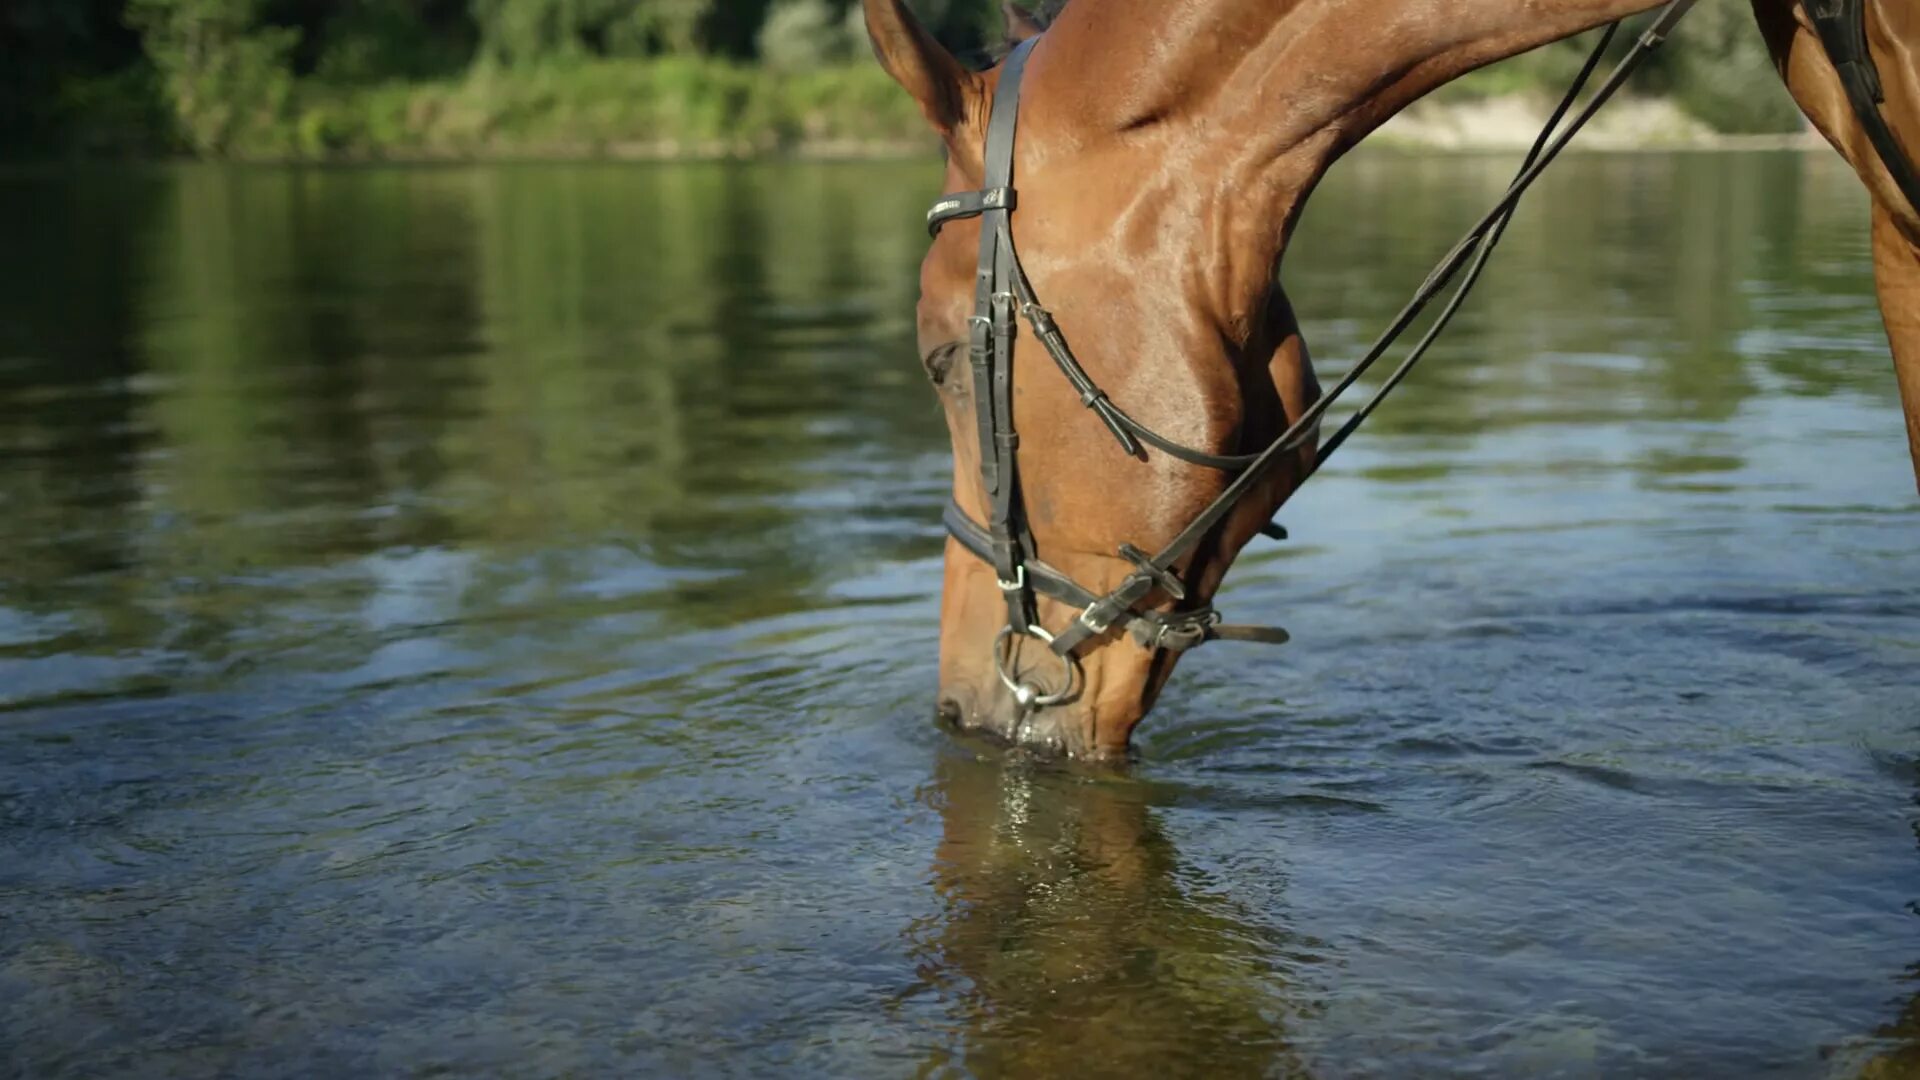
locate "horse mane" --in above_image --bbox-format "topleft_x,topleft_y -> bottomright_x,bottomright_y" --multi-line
994,1 -> 1066,55
1021,0 -> 1067,26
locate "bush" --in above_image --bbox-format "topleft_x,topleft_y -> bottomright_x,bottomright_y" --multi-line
125,0 -> 299,156
55,65 -> 176,154
757,0 -> 861,72
1666,0 -> 1802,134
1432,4 -> 1803,135
260,57 -> 924,159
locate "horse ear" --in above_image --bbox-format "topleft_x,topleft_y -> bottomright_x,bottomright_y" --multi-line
1003,2 -> 1046,43
862,0 -> 981,143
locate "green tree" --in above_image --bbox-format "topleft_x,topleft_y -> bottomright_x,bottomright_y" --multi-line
699,0 -> 775,58
0,0 -> 150,149
757,0 -> 861,72
646,0 -> 714,54
469,0 -> 729,64
127,0 -> 298,154
302,0 -> 476,83
471,0 -> 580,63
1665,0 -> 1800,134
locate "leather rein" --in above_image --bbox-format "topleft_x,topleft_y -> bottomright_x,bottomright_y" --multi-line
924,0 -> 1914,712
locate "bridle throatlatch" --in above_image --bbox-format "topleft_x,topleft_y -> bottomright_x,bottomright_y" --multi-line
926,2 -> 1704,711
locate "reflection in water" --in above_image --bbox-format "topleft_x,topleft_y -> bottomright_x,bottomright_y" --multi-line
0,152 -> 1895,670
1292,148 -> 1894,446
903,750 -> 1308,1076
0,152 -> 1916,1074
0,160 -> 950,707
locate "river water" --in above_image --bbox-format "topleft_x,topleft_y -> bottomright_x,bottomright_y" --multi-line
1,152 -> 1916,1077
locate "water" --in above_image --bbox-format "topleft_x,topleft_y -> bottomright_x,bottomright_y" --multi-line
1,151 -> 1916,1077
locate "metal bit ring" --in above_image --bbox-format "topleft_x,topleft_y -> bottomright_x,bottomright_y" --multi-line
994,625 -> 1077,708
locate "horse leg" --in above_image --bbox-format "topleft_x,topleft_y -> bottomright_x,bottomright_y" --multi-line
1871,201 -> 1920,491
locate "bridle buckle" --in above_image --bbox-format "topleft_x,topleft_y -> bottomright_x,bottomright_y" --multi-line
1136,609 -> 1221,653
996,566 -> 1026,592
1117,543 -> 1186,601
1076,600 -> 1119,635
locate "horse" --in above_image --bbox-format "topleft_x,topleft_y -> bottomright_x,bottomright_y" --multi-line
862,0 -> 1920,760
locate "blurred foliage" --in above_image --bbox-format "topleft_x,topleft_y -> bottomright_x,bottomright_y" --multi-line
757,0 -> 863,73
0,0 -> 1802,160
290,59 -> 928,157
1664,0 -> 1804,134
126,0 -> 300,154
1433,0 -> 1798,135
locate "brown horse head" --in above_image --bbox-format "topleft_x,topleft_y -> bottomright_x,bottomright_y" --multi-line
870,0 -> 1338,759
866,0 -> 1920,760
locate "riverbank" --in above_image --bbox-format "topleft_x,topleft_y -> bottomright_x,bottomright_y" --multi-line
1373,94 -> 1818,152
30,59 -> 1814,164
36,59 -> 931,162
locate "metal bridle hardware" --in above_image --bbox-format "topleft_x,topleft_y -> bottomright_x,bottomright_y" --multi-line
928,187 -> 1017,236
994,625 -> 1076,709
1135,609 -> 1220,653
927,3 -> 1705,715
1119,543 -> 1186,600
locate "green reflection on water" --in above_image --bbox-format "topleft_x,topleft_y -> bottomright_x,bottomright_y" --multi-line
1290,148 -> 1889,442
0,150 -> 1892,646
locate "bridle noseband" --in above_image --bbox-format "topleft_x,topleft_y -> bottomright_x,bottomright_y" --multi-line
929,37 -> 1292,710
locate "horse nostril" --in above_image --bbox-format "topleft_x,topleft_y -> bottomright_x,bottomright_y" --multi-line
936,699 -> 963,728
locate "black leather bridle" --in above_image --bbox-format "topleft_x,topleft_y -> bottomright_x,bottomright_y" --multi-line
928,37 -> 1294,708
1809,0 -> 1920,214
922,0 -> 1916,714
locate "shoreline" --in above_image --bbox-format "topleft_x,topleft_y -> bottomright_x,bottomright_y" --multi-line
1370,93 -> 1820,152
2,94 -> 1823,168
0,135 -> 1828,169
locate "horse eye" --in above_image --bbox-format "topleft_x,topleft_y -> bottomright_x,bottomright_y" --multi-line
922,341 -> 962,386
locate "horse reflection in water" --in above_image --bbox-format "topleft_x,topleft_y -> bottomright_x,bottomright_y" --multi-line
897,750 -> 1312,1075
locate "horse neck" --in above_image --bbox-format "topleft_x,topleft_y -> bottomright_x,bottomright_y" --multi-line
1035,0 -> 1672,144
1019,0 -> 1673,293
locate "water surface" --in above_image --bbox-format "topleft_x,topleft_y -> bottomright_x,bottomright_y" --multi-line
2,152 -> 1917,1077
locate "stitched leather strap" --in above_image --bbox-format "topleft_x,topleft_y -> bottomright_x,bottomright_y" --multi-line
973,38 -> 1038,633
944,500 -> 1286,653
1809,0 -> 1920,216
928,187 -> 1016,236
